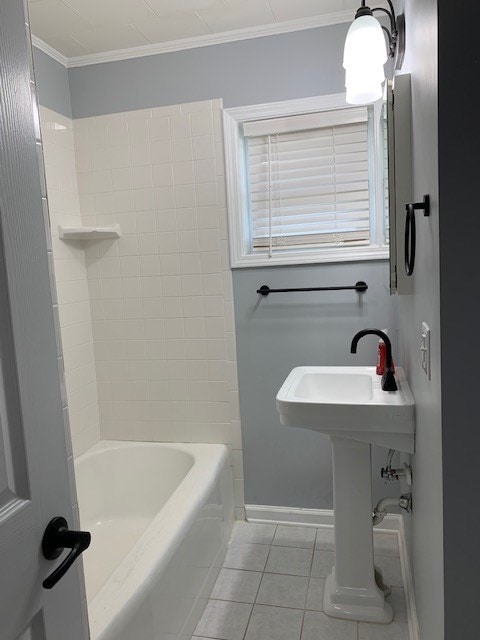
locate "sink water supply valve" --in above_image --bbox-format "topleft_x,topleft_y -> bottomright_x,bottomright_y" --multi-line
373,449 -> 413,525
381,448 -> 412,484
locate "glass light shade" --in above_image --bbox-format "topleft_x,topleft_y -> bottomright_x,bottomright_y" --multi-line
343,15 -> 388,68
344,14 -> 388,105
346,80 -> 384,104
345,63 -> 384,104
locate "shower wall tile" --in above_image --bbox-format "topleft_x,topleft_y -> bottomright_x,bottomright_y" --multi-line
73,99 -> 244,509
40,106 -> 101,458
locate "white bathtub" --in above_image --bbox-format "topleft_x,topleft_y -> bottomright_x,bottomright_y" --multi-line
75,441 -> 234,640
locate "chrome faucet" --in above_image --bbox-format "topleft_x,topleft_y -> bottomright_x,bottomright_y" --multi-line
350,328 -> 398,392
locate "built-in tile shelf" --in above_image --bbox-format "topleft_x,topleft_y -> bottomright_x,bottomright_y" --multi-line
58,225 -> 121,240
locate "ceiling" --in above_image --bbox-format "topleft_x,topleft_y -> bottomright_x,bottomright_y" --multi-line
28,0 -> 363,60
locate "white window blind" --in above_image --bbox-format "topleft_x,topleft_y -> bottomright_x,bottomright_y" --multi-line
383,108 -> 390,244
243,108 -> 371,255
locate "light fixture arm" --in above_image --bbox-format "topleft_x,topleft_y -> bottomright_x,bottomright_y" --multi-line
372,7 -> 396,34
380,25 -> 395,57
361,0 -> 395,15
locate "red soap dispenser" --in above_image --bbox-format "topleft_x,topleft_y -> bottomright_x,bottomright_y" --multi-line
376,339 -> 386,375
376,329 -> 394,375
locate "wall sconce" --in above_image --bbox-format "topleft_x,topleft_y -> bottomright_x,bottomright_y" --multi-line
343,0 -> 405,105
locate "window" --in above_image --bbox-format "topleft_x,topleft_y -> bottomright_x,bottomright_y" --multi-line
224,95 -> 388,268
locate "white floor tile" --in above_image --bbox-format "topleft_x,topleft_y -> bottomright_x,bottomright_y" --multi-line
314,528 -> 335,551
387,586 -> 408,621
374,532 -> 400,557
198,523 -> 413,640
256,573 -> 308,609
194,600 -> 252,640
231,522 -> 276,545
245,604 -> 304,640
305,577 -> 325,611
265,546 -> 313,577
358,620 -> 409,639
374,556 -> 403,587
224,542 -> 270,572
211,568 -> 262,603
273,525 -> 316,549
310,550 -> 335,578
301,610 -> 357,640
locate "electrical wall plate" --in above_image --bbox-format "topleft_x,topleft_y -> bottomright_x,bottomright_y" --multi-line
421,322 -> 431,379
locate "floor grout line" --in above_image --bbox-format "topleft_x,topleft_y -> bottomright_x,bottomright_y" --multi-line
241,600 -> 255,640
299,608 -> 306,640
230,534 -> 399,556
209,595 -> 311,612
199,523 -> 407,640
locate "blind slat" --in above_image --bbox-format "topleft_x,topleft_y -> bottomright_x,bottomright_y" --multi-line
245,113 -> 373,253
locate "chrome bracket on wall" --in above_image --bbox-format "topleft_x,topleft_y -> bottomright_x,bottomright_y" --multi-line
405,195 -> 430,276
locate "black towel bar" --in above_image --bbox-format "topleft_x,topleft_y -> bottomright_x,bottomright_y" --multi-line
257,281 -> 368,296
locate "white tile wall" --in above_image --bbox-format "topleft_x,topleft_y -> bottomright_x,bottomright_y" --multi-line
72,99 -> 244,512
40,106 -> 101,459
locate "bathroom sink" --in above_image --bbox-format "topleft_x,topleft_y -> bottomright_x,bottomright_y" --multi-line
277,366 -> 415,453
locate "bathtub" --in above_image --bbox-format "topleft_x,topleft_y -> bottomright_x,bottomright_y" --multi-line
75,441 -> 234,640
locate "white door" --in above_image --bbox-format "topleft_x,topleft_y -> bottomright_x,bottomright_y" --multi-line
0,1 -> 88,639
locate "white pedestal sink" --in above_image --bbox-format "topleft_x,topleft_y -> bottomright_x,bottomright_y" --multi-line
277,366 -> 414,623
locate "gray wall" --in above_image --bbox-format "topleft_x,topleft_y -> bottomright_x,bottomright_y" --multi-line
234,262 -> 398,509
33,47 -> 72,118
394,1 -> 444,638
34,24 -> 398,510
438,1 -> 480,638
68,24 -> 349,117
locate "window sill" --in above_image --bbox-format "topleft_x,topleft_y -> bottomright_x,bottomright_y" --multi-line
230,246 -> 389,269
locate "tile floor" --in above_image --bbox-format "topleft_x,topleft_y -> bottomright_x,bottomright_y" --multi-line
194,522 -> 409,640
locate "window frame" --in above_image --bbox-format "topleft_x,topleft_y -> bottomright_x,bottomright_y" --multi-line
223,94 -> 389,269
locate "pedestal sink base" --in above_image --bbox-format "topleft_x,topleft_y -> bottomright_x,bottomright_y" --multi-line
324,570 -> 393,623
276,366 -> 415,624
322,436 -> 393,624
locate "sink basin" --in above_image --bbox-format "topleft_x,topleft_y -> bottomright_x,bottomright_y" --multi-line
277,366 -> 415,453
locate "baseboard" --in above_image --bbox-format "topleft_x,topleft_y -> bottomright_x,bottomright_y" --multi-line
245,504 -> 401,533
245,504 -> 419,640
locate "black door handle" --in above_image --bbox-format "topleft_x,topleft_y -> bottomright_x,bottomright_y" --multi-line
41,516 -> 91,590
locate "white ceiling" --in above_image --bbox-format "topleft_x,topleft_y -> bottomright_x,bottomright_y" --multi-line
28,0 -> 363,59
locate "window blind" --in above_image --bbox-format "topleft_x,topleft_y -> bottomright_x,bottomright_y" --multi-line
383,110 -> 390,244
244,110 -> 371,255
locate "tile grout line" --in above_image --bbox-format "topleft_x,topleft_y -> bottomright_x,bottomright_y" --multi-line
231,529 -> 399,556
204,523 -> 406,640
238,523 -> 275,640
299,608 -> 307,640
210,598 -> 309,611
240,600 -> 254,640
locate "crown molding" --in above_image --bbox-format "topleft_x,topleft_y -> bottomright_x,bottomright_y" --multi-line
32,10 -> 353,69
31,35 -> 68,66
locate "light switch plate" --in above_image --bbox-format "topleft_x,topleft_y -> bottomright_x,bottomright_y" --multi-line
421,322 -> 430,379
